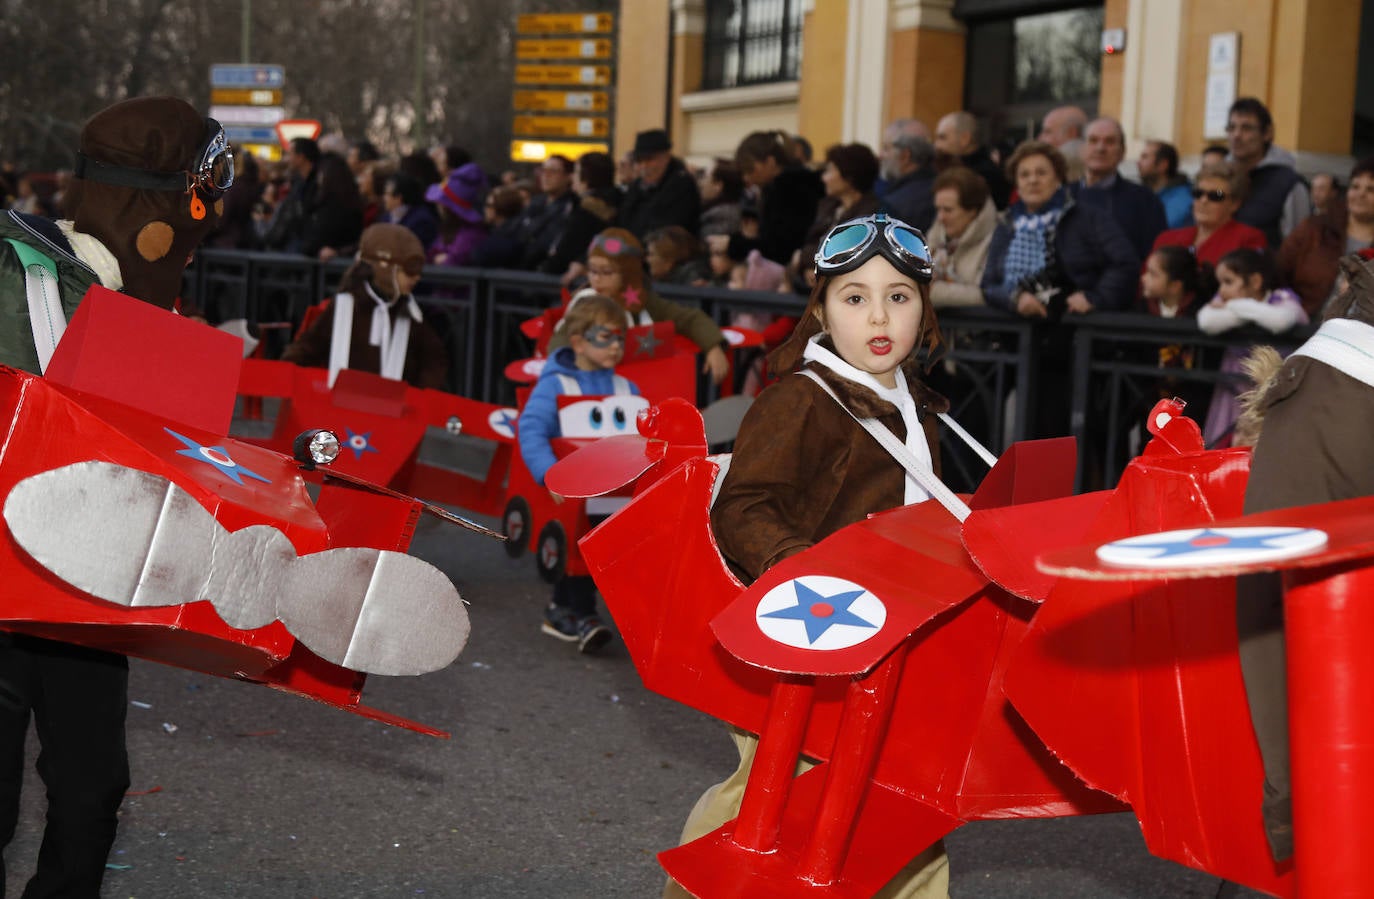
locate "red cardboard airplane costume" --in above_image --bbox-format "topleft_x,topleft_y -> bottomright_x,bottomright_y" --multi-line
544,390 -> 1374,898
0,286 -> 489,738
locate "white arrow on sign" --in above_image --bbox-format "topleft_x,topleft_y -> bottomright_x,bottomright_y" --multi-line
210,105 -> 286,126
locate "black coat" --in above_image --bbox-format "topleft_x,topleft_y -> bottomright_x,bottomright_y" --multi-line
617,157 -> 701,240
1071,175 -> 1168,263
880,168 -> 936,233
729,164 -> 824,266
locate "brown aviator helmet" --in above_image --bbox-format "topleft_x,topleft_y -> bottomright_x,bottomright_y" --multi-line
70,96 -> 233,309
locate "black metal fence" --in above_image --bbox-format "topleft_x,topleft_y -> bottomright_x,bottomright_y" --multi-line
187,249 -> 1308,493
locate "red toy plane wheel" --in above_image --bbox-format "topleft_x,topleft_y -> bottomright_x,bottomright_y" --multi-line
535,520 -> 567,584
502,496 -> 531,558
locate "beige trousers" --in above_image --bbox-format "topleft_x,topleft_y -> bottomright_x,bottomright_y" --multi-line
664,726 -> 950,899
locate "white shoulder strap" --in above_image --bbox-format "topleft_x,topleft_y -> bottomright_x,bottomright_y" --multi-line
801,369 -> 972,522
554,373 -> 580,395
6,239 -> 66,374
611,374 -> 632,395
327,293 -> 354,387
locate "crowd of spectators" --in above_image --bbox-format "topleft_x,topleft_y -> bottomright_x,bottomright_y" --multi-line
5,95 -> 1370,445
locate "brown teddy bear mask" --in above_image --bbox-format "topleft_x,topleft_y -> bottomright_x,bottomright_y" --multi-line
69,96 -> 231,309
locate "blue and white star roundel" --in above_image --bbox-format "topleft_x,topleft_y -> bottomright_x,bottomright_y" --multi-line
755,575 -> 887,651
165,428 -> 269,486
344,427 -> 380,459
488,408 -> 520,439
1096,526 -> 1328,569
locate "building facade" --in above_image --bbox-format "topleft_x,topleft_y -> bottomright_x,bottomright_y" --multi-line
612,0 -> 1371,174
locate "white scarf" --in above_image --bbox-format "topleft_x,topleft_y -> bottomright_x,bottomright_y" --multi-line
56,220 -> 123,290
803,336 -> 933,506
1291,317 -> 1374,388
327,283 -> 422,386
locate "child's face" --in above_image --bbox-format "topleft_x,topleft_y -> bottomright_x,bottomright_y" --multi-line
727,263 -> 748,290
1140,253 -> 1174,302
819,256 -> 924,389
570,320 -> 625,371
708,241 -> 733,277
586,258 -> 625,297
1215,263 -> 1261,301
646,244 -> 673,279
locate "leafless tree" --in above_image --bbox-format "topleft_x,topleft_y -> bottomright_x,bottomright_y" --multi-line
0,0 -> 615,175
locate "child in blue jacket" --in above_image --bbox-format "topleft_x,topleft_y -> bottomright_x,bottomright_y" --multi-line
518,291 -> 642,652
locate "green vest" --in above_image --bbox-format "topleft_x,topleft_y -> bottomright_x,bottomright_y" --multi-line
0,215 -> 99,375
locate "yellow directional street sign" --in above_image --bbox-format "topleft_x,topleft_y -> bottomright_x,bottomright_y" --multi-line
210,88 -> 283,106
511,140 -> 609,163
515,64 -> 612,87
514,90 -> 609,113
513,115 -> 609,139
516,38 -> 613,60
516,12 -> 614,34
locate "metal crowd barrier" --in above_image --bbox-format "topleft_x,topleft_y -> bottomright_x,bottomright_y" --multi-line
186,250 -> 1301,492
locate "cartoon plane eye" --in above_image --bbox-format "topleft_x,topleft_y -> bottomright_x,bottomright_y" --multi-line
613,407 -> 627,429
589,406 -> 604,430
558,396 -> 652,438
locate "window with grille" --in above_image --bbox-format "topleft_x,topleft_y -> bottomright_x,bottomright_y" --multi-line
702,0 -> 804,90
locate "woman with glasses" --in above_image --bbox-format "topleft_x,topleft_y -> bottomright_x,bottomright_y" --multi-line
1276,156 -> 1374,316
1150,161 -> 1267,293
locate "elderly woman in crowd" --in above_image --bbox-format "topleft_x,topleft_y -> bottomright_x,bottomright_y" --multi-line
1152,161 -> 1266,284
1277,156 -> 1374,316
924,166 -> 997,307
981,140 -> 1137,437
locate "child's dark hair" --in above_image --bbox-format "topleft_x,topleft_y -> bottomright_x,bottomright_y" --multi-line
563,292 -> 628,340
1216,247 -> 1276,295
1149,245 -> 1199,298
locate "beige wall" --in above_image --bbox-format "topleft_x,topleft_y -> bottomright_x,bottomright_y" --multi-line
1171,0 -> 1361,154
884,26 -> 965,129
797,0 -> 850,152
614,3 -> 672,160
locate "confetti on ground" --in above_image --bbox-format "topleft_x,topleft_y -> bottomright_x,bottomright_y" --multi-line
105,863 -> 132,870
130,700 -> 152,709
126,785 -> 163,796
161,722 -> 178,734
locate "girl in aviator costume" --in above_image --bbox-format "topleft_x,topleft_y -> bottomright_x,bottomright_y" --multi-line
282,223 -> 449,389
666,213 -> 954,898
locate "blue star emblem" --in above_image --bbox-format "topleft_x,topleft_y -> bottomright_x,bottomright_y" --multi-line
165,428 -> 269,486
344,427 -> 380,459
489,408 -> 518,438
1123,527 -> 1303,558
760,582 -> 878,645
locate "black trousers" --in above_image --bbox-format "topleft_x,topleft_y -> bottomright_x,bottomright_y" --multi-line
0,634 -> 129,899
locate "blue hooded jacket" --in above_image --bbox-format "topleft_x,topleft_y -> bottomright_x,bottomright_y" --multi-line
517,346 -> 640,485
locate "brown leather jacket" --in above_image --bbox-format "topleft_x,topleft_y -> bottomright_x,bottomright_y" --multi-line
710,356 -> 948,583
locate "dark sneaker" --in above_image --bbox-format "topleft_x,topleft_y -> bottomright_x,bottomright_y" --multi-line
577,616 -> 613,654
541,605 -> 579,643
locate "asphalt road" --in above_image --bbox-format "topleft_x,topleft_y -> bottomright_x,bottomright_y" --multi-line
4,510 -> 1269,899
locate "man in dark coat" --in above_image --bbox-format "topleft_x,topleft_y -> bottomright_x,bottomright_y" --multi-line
1227,97 -> 1312,247
878,118 -> 937,233
934,111 -> 1011,209
1073,117 -> 1167,262
617,129 -> 701,242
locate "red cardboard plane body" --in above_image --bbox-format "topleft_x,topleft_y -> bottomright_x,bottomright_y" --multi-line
546,398 -> 1312,897
0,286 -> 472,737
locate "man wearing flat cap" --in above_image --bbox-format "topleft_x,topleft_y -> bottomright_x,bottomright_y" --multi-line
617,128 -> 701,242
0,95 -> 231,896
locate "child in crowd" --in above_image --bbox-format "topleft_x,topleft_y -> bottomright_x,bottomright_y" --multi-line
281,223 -> 448,388
645,225 -> 709,285
1135,245 -> 1208,444
666,213 -> 952,899
547,228 -> 730,385
1197,248 -> 1308,447
726,248 -> 787,395
517,292 -> 641,653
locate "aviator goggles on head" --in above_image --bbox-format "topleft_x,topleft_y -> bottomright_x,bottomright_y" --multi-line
814,212 -> 933,282
74,117 -> 235,200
